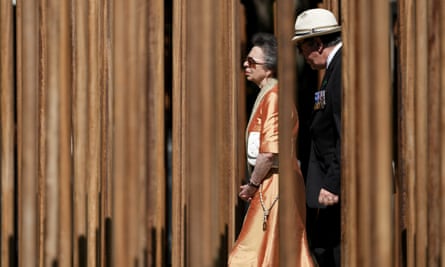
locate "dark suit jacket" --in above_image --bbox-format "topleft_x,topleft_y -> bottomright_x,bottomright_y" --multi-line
306,48 -> 342,209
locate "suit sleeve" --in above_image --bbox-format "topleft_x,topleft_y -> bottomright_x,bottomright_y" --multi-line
322,60 -> 342,195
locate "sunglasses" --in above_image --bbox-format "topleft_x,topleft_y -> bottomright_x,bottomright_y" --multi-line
297,39 -> 315,53
245,56 -> 265,68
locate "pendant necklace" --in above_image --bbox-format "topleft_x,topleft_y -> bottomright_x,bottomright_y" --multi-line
259,184 -> 279,231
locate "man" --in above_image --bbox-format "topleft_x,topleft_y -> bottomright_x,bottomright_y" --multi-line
292,8 -> 342,267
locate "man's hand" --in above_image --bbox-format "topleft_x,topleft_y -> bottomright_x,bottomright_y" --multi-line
318,188 -> 339,206
239,184 -> 257,202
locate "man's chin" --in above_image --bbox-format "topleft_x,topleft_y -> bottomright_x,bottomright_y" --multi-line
309,63 -> 323,70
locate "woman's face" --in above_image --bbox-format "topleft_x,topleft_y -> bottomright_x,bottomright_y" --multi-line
243,46 -> 270,86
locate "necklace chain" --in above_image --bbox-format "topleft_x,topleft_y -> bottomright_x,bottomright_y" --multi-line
259,184 -> 279,231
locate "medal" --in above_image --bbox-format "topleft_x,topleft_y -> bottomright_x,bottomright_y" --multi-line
314,90 -> 326,110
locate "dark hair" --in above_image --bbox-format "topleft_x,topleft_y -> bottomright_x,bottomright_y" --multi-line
251,32 -> 277,75
319,32 -> 342,47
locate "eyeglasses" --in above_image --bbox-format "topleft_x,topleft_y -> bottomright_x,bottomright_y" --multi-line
297,39 -> 314,53
245,56 -> 265,68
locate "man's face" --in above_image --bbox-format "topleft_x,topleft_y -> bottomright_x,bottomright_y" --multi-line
297,37 -> 326,70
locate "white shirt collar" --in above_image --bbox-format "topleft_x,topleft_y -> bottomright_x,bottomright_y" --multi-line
327,42 -> 343,69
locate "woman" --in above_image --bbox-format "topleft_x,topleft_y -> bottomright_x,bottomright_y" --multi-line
228,33 -> 314,267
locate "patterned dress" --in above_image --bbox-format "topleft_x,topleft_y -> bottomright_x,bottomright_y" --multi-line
228,79 -> 314,267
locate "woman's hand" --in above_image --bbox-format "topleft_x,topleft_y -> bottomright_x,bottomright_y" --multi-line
239,184 -> 258,202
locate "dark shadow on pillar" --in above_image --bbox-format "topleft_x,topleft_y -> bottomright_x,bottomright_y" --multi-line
105,217 -> 112,267
183,206 -> 188,266
8,236 -> 17,267
144,247 -> 148,267
96,228 -> 101,266
150,227 -> 158,266
213,224 -> 229,267
234,197 -> 247,240
146,227 -> 167,267
78,235 -> 87,266
162,228 -> 166,267
401,229 -> 407,267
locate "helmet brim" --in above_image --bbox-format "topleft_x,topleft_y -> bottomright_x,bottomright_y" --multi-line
292,26 -> 341,43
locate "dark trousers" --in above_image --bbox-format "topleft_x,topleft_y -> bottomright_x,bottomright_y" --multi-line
307,205 -> 341,267
312,243 -> 340,267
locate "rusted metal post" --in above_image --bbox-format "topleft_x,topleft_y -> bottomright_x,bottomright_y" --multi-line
1,0 -> 15,266
16,0 -> 39,265
342,0 -> 393,266
276,0 -> 302,266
